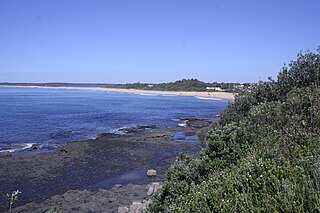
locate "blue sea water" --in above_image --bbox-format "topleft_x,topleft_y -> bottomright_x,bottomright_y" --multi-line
0,87 -> 230,153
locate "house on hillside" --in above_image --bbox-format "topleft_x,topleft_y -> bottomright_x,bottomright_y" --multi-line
206,87 -> 223,91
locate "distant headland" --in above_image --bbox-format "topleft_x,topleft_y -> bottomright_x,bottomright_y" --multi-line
0,79 -> 251,99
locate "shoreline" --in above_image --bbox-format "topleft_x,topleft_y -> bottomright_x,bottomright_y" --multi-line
0,118 -> 211,212
1,85 -> 235,100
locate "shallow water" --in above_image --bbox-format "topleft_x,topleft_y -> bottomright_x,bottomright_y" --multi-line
0,86 -> 230,152
173,132 -> 198,143
86,169 -> 151,190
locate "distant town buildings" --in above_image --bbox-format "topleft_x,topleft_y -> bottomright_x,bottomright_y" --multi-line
205,83 -> 252,92
206,87 -> 223,91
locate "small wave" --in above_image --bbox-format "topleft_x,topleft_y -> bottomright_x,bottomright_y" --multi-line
195,96 -> 222,101
112,124 -> 137,135
177,120 -> 188,127
134,93 -> 159,96
0,143 -> 33,153
113,129 -> 126,135
173,118 -> 188,127
178,123 -> 187,127
161,94 -> 177,97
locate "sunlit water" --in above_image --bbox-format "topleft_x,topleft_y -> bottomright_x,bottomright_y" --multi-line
0,87 -> 230,153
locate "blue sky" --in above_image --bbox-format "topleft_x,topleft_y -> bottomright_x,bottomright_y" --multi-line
0,0 -> 319,83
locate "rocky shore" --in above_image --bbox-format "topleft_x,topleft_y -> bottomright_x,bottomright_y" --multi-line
0,117 -> 212,212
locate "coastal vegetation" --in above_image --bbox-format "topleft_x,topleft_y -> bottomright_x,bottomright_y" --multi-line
0,79 -> 248,93
150,48 -> 320,212
109,79 -> 246,92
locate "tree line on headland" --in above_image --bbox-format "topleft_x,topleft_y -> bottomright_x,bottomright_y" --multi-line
108,79 -> 249,92
0,79 -> 249,93
150,48 -> 320,212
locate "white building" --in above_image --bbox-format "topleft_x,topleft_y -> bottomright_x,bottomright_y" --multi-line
206,87 -> 223,91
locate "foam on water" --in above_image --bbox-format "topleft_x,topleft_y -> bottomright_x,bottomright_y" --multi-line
161,94 -> 177,97
134,93 -> 159,96
177,120 -> 188,127
195,96 -> 222,101
0,143 -> 33,153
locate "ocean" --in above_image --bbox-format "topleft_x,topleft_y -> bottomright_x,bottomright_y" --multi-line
0,86 -> 230,153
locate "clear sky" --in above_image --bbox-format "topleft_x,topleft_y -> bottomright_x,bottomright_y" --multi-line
0,0 -> 319,83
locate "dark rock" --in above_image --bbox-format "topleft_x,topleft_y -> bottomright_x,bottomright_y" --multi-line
97,133 -> 114,138
117,128 -> 138,134
0,153 -> 12,158
116,125 -> 156,134
59,148 -> 68,153
138,125 -> 156,129
31,145 -> 39,150
184,118 -> 211,129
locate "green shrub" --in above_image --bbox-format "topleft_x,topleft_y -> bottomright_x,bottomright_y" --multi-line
151,48 -> 320,212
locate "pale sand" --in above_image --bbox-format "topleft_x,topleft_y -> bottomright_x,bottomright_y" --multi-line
1,85 -> 235,99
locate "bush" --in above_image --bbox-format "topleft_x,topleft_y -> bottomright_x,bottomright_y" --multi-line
151,48 -> 320,212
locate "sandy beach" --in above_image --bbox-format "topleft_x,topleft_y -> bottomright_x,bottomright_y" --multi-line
2,85 -> 235,100
101,88 -> 235,99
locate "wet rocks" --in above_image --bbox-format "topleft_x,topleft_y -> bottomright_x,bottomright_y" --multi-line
137,125 -> 156,130
115,125 -> 156,135
31,144 -> 39,150
0,125 -> 202,212
59,147 -> 68,154
0,153 -> 12,158
97,132 -> 115,138
146,169 -> 156,177
178,116 -> 215,129
112,184 -> 123,189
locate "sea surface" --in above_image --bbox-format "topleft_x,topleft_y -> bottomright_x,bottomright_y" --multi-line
0,86 -> 230,153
